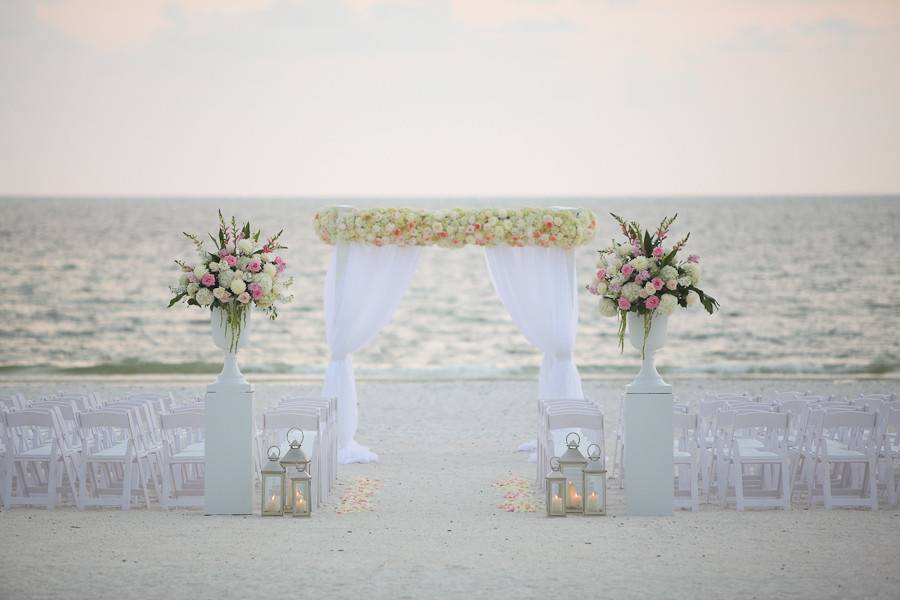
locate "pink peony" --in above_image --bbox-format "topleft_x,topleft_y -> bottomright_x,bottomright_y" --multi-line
237,292 -> 251,304
688,254 -> 700,263
652,246 -> 664,258
596,269 -> 606,280
621,264 -> 635,277
274,256 -> 286,273
651,277 -> 664,290
223,255 -> 237,267
200,273 -> 216,287
645,295 -> 660,309
618,297 -> 631,310
248,283 -> 263,300
247,258 -> 262,273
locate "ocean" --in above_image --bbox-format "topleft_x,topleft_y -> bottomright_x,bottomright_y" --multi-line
1,196 -> 897,379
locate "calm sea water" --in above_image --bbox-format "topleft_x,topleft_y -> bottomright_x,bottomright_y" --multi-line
0,197 -> 897,378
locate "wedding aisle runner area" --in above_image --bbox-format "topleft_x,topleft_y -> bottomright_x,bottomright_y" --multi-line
1,379 -> 899,599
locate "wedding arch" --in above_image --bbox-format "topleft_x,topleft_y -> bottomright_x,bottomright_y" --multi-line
314,206 -> 598,463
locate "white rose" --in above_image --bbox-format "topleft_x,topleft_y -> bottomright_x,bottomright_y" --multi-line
186,283 -> 199,296
243,271 -> 253,282
261,253 -> 273,263
659,294 -> 678,315
677,276 -> 692,287
195,288 -> 213,306
208,261 -> 220,272
193,264 -> 207,279
237,239 -> 254,255
660,266 -> 678,281
622,282 -> 641,302
213,287 -> 229,301
230,278 -> 247,294
616,244 -> 633,257
595,280 -> 608,295
263,263 -> 277,276
684,264 -> 701,285
643,281 -> 656,296
629,257 -> 650,271
218,269 -> 234,287
598,298 -> 618,317
607,256 -> 622,271
686,290 -> 700,306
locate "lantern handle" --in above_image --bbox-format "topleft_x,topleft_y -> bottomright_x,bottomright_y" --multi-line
267,445 -> 281,460
286,427 -> 305,447
565,431 -> 581,448
550,457 -> 561,471
587,443 -> 602,460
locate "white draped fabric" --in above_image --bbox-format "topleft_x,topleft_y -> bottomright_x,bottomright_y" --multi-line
484,246 -> 584,400
323,243 -> 421,464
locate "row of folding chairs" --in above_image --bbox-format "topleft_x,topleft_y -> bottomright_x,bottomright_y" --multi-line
1,391 -> 206,510
534,396 -> 605,491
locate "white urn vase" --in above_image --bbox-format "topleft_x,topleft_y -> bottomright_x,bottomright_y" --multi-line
211,307 -> 251,385
625,311 -> 671,393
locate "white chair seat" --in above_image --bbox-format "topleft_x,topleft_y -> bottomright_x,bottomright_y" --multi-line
91,442 -> 130,459
674,450 -> 692,460
736,437 -> 765,450
738,447 -> 783,460
20,445 -> 53,458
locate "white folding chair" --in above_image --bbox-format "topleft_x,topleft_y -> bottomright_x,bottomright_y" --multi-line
2,408 -> 78,510
279,396 -> 337,495
159,411 -> 205,509
77,410 -> 154,510
259,410 -> 324,507
541,409 -> 605,492
673,413 -> 701,512
805,410 -> 879,510
717,411 -> 792,510
879,407 -> 900,507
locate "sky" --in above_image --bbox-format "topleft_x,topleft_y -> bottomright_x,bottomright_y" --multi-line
1,0 -> 899,197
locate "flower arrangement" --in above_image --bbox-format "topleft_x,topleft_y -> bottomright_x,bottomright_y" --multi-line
314,206 -> 597,249
168,211 -> 293,350
588,213 -> 719,355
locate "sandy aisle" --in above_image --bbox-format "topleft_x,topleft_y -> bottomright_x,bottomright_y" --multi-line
1,378 -> 899,600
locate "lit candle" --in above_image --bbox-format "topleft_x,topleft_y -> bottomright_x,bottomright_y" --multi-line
567,481 -> 581,509
294,488 -> 306,511
267,493 -> 278,513
587,491 -> 599,512
551,494 -> 563,513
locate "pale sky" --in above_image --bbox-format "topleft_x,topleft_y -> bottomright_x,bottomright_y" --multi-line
1,0 -> 899,196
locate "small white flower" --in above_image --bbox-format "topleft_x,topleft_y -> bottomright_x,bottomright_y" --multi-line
629,257 -> 650,271
660,265 -> 678,280
595,280 -> 608,295
261,253 -> 273,263
237,239 -> 254,255
616,244 -> 633,257
217,269 -> 234,287
208,262 -> 220,272
659,294 -> 678,315
683,264 -> 701,285
598,297 -> 618,317
263,263 -> 277,276
230,278 -> 247,294
622,282 -> 642,302
643,281 -> 656,296
195,288 -> 213,306
187,283 -> 199,296
677,276 -> 692,287
193,264 -> 207,279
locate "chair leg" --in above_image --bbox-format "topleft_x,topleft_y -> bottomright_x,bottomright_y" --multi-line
868,460 -> 878,511
2,457 -> 13,509
691,461 -> 699,512
822,462 -> 833,509
47,459 -> 59,510
734,462 -> 745,512
122,459 -> 133,510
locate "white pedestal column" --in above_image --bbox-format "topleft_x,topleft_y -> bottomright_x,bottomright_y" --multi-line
204,382 -> 255,515
623,385 -> 673,516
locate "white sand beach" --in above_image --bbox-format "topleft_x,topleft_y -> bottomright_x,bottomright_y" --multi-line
2,377 -> 898,600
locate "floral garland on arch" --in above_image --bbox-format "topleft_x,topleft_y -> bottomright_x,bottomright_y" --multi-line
314,206 -> 598,249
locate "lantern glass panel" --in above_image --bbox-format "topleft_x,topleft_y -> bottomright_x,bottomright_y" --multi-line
583,473 -> 606,515
291,479 -> 311,517
548,481 -> 566,516
262,474 -> 283,515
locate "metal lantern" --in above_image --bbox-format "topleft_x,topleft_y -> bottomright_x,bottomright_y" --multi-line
279,427 -> 310,512
261,445 -> 285,516
558,432 -> 588,513
289,468 -> 312,517
582,443 -> 607,516
545,457 -> 567,517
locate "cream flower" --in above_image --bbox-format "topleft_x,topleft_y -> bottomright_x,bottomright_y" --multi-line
208,261 -> 220,272
230,278 -> 247,294
660,265 -> 678,281
186,283 -> 199,297
659,294 -> 678,315
629,257 -> 650,271
195,288 -> 213,306
193,264 -> 208,279
598,298 -> 618,317
263,263 -> 277,276
217,269 -> 235,287
621,282 -> 642,302
686,290 -> 700,306
683,264 -> 701,285
237,239 -> 254,255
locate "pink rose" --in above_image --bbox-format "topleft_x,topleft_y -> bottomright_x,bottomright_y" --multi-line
201,273 -> 216,287
618,297 -> 631,311
248,283 -> 263,300
224,255 -> 237,267
651,277 -> 664,290
688,254 -> 700,263
621,264 -> 635,277
645,295 -> 660,309
596,269 -> 606,280
274,256 -> 286,273
652,247 -> 664,258
666,279 -> 677,290
636,270 -> 650,283
237,292 -> 251,304
247,258 -> 262,273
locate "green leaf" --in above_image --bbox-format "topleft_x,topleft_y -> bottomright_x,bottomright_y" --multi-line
187,298 -> 199,307
167,292 -> 186,308
642,230 -> 652,257
208,252 -> 220,262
